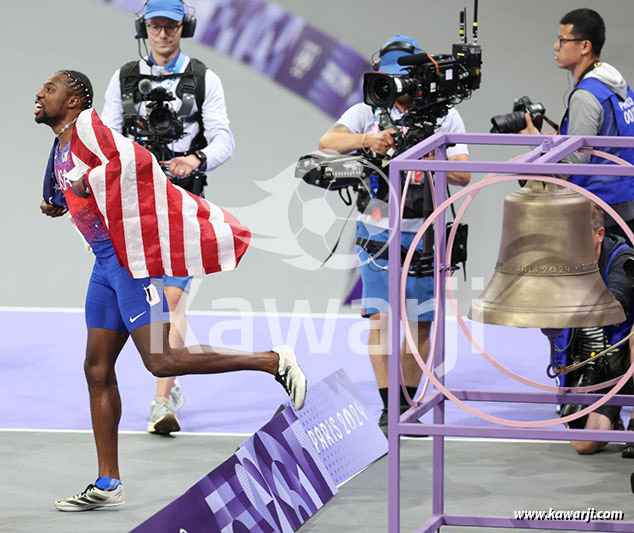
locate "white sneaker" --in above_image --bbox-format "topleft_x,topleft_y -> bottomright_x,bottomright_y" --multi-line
273,345 -> 307,410
147,397 -> 181,434
169,378 -> 185,412
55,484 -> 125,512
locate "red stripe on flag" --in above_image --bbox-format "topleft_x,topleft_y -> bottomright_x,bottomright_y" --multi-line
221,208 -> 251,266
133,143 -> 163,276
165,181 -> 187,276
195,196 -> 221,272
219,208 -> 240,227
69,110 -> 251,278
89,112 -> 128,269
70,128 -> 101,169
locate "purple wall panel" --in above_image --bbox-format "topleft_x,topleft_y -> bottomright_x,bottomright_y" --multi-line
99,0 -> 370,118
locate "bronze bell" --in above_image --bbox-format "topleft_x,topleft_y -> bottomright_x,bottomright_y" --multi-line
468,179 -> 625,328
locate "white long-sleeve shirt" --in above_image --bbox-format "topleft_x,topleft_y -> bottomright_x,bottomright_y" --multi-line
101,52 -> 234,172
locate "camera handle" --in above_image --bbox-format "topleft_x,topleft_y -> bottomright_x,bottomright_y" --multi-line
377,108 -> 397,131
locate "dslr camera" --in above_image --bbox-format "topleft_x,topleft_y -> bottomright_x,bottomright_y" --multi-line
490,95 -> 546,134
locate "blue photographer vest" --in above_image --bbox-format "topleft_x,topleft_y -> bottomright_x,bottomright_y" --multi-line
553,241 -> 634,386
560,77 -> 634,206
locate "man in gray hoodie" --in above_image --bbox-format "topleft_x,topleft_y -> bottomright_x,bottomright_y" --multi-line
523,8 -> 634,236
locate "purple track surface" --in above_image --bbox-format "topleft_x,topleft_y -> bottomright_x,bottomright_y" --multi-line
0,309 -> 580,433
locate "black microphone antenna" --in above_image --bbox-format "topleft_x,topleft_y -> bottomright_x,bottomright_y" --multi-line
472,0 -> 479,44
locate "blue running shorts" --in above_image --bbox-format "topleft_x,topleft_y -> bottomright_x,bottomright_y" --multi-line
356,222 -> 434,322
85,241 -> 168,332
163,275 -> 193,292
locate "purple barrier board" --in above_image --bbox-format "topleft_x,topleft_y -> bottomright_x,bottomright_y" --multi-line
100,0 -> 370,118
132,408 -> 337,532
287,368 -> 387,486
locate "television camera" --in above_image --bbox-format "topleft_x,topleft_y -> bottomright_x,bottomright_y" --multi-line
295,3 -> 482,275
126,79 -> 186,163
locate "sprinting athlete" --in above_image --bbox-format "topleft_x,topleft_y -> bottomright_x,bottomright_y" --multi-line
35,69 -> 306,512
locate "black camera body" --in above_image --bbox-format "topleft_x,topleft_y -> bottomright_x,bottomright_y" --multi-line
560,355 -> 611,429
296,41 -> 483,198
490,95 -> 546,134
125,81 -> 206,195
130,81 -> 186,162
363,43 -> 482,151
294,6 -> 483,272
364,46 -> 482,109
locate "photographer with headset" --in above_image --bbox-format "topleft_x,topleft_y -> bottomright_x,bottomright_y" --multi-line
318,35 -> 471,436
101,0 -> 235,435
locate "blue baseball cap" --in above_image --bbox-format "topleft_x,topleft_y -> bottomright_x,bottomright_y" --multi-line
378,35 -> 422,74
145,0 -> 185,21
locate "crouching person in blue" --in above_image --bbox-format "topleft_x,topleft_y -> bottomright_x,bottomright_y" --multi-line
556,204 -> 634,455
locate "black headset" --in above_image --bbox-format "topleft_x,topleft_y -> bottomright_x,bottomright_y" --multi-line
135,0 -> 197,39
372,40 -> 418,71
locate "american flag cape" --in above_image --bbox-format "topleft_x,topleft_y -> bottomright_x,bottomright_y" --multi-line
68,109 -> 251,279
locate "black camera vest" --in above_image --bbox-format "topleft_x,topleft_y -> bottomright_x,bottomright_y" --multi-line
118,57 -> 209,152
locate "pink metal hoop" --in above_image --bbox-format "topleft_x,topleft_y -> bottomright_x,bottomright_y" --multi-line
400,171 -> 634,427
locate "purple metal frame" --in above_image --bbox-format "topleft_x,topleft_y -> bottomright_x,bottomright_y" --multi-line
386,133 -> 634,532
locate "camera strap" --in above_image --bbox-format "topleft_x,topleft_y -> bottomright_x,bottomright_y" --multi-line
120,61 -> 142,132
356,236 -> 436,277
542,114 -> 560,132
175,76 -> 195,122
355,221 -> 468,278
319,201 -> 357,267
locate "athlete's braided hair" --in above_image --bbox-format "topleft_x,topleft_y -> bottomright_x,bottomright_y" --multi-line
58,70 -> 94,110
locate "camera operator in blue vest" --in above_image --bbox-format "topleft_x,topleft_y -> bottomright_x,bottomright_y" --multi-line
318,35 -> 471,436
101,0 -> 235,434
518,7 -> 634,457
521,8 -> 634,237
557,204 -> 634,455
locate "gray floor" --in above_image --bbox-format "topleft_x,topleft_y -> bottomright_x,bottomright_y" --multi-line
1,431 -> 632,532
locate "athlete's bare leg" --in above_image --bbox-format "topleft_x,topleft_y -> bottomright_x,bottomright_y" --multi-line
84,328 -> 129,478
84,320 -> 304,488
131,322 -> 279,378
153,285 -> 187,400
